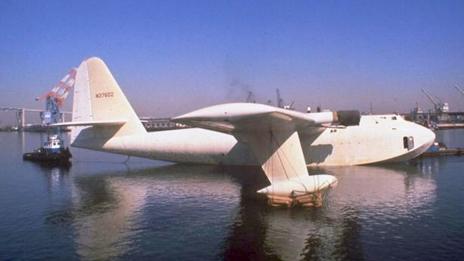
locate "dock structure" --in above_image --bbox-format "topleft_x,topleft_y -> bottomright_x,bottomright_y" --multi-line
403,87 -> 464,129
0,107 -> 40,129
0,108 -> 186,132
405,110 -> 464,129
0,106 -> 71,131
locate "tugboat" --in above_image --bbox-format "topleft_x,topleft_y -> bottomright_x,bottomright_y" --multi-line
23,134 -> 72,164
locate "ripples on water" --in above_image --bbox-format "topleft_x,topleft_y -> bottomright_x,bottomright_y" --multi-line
0,131 -> 464,260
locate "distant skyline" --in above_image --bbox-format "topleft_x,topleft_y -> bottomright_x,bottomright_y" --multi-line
1,0 -> 464,124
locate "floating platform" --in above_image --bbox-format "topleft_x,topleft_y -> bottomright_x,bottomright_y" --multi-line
266,192 -> 325,207
419,148 -> 464,158
416,141 -> 464,158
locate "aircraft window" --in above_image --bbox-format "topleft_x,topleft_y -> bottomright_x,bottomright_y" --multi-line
392,116 -> 397,120
403,136 -> 414,150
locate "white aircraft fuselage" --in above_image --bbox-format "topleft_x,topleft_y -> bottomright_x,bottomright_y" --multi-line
73,113 -> 435,167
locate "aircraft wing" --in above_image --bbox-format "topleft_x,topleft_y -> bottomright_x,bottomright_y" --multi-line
173,103 -> 358,206
173,103 -> 359,134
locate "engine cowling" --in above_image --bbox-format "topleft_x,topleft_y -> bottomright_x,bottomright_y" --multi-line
336,110 -> 361,126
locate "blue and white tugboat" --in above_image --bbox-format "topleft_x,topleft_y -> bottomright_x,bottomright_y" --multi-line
23,134 -> 72,164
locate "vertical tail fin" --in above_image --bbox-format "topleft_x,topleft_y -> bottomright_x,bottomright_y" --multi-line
71,57 -> 146,144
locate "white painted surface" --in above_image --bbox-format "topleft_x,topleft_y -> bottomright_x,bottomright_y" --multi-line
67,57 -> 435,201
69,58 -> 435,168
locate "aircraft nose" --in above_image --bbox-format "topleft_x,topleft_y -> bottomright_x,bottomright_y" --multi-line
417,124 -> 436,149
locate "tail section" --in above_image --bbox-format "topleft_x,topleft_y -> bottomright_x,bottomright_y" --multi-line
71,57 -> 146,147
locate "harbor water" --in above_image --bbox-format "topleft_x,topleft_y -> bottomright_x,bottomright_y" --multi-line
0,130 -> 463,260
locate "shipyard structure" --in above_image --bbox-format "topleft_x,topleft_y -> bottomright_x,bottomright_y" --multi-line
405,87 -> 464,129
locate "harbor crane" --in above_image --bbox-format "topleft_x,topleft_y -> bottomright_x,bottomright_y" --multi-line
275,88 -> 294,110
245,91 -> 256,103
421,88 -> 449,114
1,69 -> 75,130
35,68 -> 76,125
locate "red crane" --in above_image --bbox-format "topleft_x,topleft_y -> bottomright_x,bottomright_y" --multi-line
35,68 -> 77,125
35,68 -> 77,108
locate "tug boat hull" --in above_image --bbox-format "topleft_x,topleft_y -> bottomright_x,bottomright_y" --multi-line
23,148 -> 72,163
23,134 -> 72,165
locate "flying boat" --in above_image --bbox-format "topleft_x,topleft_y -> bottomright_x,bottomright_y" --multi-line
55,57 -> 435,206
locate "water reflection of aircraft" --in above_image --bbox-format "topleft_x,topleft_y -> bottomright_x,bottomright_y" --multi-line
325,164 -> 437,214
222,164 -> 437,261
67,165 -> 242,260
41,162 -> 438,260
55,57 -> 435,205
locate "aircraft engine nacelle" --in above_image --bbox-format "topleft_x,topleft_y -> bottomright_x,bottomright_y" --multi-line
336,110 -> 361,126
305,110 -> 361,127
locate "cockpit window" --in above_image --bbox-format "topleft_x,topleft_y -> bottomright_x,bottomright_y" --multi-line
403,136 -> 414,150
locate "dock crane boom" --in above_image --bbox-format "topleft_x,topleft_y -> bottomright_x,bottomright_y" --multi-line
455,85 -> 464,97
421,88 -> 449,113
421,89 -> 439,108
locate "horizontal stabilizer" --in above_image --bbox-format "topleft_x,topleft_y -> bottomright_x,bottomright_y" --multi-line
52,120 -> 127,127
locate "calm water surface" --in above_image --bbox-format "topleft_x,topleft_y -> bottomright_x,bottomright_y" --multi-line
0,130 -> 463,260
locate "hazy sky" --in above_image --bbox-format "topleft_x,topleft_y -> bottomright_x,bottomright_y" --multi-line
1,0 -> 464,122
